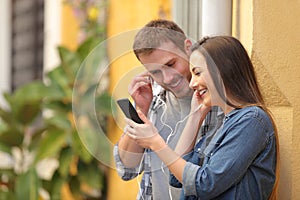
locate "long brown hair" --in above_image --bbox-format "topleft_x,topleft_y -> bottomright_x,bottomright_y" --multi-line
191,36 -> 280,199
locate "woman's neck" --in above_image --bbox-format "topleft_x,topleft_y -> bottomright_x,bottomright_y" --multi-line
221,105 -> 235,115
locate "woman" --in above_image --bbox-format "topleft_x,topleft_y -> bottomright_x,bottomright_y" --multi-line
125,36 -> 279,199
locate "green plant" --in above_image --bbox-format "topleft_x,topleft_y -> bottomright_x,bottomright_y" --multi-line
0,37 -> 112,200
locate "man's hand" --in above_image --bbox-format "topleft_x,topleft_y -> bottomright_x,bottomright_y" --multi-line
125,110 -> 166,152
128,72 -> 153,115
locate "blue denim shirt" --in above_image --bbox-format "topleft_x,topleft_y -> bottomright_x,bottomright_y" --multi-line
170,106 -> 277,200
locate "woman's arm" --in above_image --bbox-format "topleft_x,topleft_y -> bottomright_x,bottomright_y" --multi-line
175,90 -> 211,156
174,108 -> 205,156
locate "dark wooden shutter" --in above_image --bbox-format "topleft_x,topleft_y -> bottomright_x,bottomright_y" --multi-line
11,0 -> 44,91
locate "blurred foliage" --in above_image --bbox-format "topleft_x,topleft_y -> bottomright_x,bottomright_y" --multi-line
0,36 -> 112,200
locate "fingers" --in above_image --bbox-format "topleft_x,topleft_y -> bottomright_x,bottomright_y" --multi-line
128,74 -> 152,95
125,118 -> 136,129
137,110 -> 148,124
127,132 -> 137,140
129,81 -> 150,95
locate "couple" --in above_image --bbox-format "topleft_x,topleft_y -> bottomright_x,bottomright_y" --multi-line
113,19 -> 279,200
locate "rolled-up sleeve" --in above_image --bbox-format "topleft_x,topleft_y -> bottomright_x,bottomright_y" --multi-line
182,162 -> 201,196
113,144 -> 143,181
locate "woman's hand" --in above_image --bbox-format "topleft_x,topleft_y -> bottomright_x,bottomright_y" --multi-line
190,90 -> 210,117
125,110 -> 166,151
128,72 -> 153,115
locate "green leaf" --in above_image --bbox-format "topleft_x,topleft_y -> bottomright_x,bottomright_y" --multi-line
58,46 -> 81,81
15,102 -> 41,125
45,114 -> 72,131
43,101 -> 71,114
68,176 -> 81,198
95,92 -> 114,115
34,129 -> 67,163
15,168 -> 39,200
13,82 -> 47,102
77,160 -> 103,189
29,127 -> 48,151
71,130 -> 93,163
1,82 -> 46,125
58,147 -> 73,178
46,66 -> 72,101
77,37 -> 101,60
0,106 -> 15,125
0,141 -> 11,153
0,190 -> 15,200
0,129 -> 23,146
3,92 -> 14,108
46,171 -> 64,200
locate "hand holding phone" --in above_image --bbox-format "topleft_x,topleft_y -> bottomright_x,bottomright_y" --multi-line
117,98 -> 144,124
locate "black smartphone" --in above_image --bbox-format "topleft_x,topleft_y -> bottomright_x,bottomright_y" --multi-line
117,98 -> 144,124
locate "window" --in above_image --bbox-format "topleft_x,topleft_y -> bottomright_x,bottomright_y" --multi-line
11,0 -> 44,91
173,0 -> 232,41
173,0 -> 202,42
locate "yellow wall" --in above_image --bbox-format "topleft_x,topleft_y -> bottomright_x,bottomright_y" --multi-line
233,0 -> 300,199
252,1 -> 300,199
106,0 -> 171,199
61,3 -> 79,50
60,3 -> 79,200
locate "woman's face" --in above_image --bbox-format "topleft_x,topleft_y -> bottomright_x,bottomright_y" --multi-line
189,50 -> 221,107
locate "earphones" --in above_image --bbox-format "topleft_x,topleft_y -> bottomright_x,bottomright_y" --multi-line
154,94 -> 203,200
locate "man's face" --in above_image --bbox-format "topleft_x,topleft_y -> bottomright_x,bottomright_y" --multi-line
139,41 -> 193,98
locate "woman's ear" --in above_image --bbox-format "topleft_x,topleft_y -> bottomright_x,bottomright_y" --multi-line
184,39 -> 193,56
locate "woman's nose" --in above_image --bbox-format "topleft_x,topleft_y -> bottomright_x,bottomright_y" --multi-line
189,76 -> 197,89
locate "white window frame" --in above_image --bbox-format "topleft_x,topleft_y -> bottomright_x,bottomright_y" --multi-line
0,0 -> 11,107
44,0 -> 62,73
172,0 -> 232,41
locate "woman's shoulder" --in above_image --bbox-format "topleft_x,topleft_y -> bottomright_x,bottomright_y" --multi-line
236,106 -> 273,131
239,106 -> 269,118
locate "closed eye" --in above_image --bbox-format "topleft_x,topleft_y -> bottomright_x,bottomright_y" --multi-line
166,62 -> 175,67
192,67 -> 202,76
150,70 -> 161,75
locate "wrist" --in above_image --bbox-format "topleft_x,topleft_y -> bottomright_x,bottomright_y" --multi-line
151,134 -> 167,152
137,106 -> 149,116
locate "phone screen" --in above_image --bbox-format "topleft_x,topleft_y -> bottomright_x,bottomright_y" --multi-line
117,98 -> 144,124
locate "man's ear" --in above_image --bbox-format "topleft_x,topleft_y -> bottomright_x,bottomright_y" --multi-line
184,39 -> 193,56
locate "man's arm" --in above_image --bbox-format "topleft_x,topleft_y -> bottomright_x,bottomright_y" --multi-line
117,72 -> 153,167
117,132 -> 145,168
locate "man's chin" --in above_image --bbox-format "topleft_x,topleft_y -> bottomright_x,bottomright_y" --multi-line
171,88 -> 193,98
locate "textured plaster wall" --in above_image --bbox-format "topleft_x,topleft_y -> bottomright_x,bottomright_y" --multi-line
252,1 -> 300,199
234,0 -> 300,199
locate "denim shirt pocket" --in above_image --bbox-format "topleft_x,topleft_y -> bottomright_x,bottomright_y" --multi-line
193,146 -> 205,166
202,141 -> 219,165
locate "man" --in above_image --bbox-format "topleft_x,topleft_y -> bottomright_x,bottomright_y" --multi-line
114,19 -> 223,200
